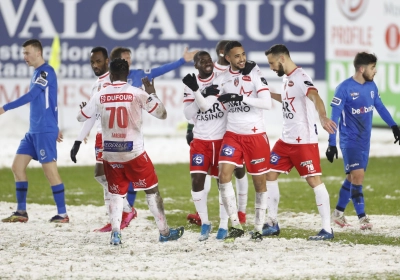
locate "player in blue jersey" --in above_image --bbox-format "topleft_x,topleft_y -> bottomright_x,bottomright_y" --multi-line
326,52 -> 400,230
109,46 -> 198,208
0,39 -> 69,224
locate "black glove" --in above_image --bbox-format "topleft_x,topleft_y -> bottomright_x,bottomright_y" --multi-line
186,129 -> 193,145
391,125 -> 400,145
201,85 -> 219,98
325,146 -> 338,163
70,141 -> 82,163
218,94 -> 243,104
240,61 -> 256,75
182,73 -> 199,92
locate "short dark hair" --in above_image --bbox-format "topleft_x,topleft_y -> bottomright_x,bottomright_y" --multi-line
215,40 -> 230,56
22,39 -> 43,54
110,58 -> 129,78
353,52 -> 377,70
91,47 -> 108,59
224,41 -> 242,55
194,51 -> 210,63
110,47 -> 131,61
265,44 -> 290,57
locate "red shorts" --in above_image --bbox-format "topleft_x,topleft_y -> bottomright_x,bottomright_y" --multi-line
270,139 -> 322,178
95,133 -> 103,163
103,151 -> 158,195
219,131 -> 270,175
190,139 -> 222,178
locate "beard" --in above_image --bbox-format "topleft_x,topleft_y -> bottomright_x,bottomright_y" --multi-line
276,63 -> 285,77
362,72 -> 374,82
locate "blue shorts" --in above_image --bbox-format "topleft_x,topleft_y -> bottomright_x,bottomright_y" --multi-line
17,132 -> 58,164
341,148 -> 369,174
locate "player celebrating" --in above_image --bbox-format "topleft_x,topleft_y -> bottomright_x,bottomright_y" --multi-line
182,51 -> 229,240
186,40 -> 250,228
109,46 -> 198,209
213,41 -> 272,242
264,44 -> 336,240
70,47 -> 136,232
326,52 -> 400,230
77,58 -> 184,245
1,39 -> 69,223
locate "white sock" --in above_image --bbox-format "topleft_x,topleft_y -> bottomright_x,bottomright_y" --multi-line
254,191 -> 268,232
146,192 -> 169,236
314,183 -> 332,233
266,180 -> 280,225
218,191 -> 229,230
191,190 -> 209,224
123,197 -> 132,213
235,175 -> 248,213
219,181 -> 240,227
95,175 -> 111,216
109,194 -> 123,232
204,175 -> 212,195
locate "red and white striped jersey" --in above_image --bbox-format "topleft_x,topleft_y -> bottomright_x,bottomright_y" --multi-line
279,67 -> 319,144
79,81 -> 164,162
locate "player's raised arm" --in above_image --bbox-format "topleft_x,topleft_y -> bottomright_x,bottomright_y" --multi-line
77,93 -> 97,122
141,77 -> 167,119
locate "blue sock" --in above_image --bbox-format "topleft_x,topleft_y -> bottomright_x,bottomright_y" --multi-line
127,182 -> 137,207
336,179 -> 351,212
51,184 -> 67,215
351,184 -> 365,219
16,181 -> 28,211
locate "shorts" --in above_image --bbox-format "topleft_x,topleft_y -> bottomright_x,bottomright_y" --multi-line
269,139 -> 321,178
17,132 -> 58,164
190,139 -> 222,178
103,151 -> 158,196
95,133 -> 103,163
219,131 -> 270,175
341,147 -> 369,174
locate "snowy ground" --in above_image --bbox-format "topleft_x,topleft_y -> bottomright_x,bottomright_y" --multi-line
1,128 -> 400,279
1,201 -> 400,279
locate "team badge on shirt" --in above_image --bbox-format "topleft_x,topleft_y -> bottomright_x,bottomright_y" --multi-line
234,77 -> 239,87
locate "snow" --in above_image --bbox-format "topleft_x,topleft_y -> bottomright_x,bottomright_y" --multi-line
1,201 -> 400,279
1,123 -> 400,279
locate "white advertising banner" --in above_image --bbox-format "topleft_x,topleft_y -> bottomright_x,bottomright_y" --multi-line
326,0 -> 400,125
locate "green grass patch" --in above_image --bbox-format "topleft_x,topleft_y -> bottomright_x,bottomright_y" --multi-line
1,157 -> 399,246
